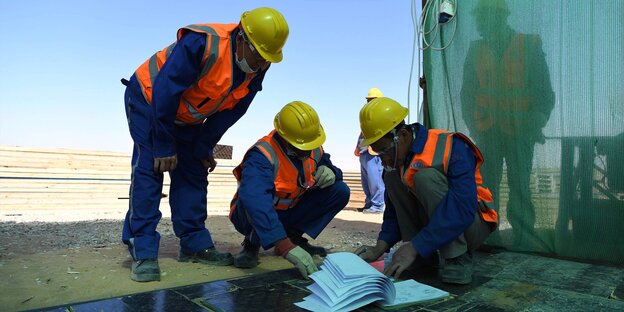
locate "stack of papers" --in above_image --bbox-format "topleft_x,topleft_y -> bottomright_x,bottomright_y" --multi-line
295,252 -> 449,312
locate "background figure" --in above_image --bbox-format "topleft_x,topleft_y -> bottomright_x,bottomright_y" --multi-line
460,0 -> 554,246
354,88 -> 386,214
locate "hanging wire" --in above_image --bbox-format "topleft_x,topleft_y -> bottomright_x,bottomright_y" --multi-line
407,0 -> 458,124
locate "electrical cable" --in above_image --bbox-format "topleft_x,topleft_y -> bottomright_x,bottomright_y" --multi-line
407,0 -> 458,124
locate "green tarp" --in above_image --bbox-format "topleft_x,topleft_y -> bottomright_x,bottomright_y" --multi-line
423,0 -> 623,264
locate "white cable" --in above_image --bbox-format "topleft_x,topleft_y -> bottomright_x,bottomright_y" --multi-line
420,0 -> 457,51
407,0 -> 419,123
408,0 -> 458,124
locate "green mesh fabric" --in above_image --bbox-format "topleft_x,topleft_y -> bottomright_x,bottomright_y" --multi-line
422,0 -> 624,264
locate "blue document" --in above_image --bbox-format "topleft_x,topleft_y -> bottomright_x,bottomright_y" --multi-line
295,252 -> 449,312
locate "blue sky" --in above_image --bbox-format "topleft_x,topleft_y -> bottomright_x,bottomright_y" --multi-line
0,0 -> 421,170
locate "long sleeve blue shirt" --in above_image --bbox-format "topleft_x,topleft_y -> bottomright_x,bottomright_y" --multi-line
147,29 -> 267,158
378,123 -> 479,258
236,137 -> 344,248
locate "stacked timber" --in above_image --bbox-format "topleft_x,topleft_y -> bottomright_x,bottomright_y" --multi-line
0,146 -> 363,220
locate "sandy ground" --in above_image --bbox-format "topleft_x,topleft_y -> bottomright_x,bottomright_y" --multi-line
0,208 -> 384,311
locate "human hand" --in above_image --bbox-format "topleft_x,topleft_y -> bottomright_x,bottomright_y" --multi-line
285,246 -> 318,279
154,155 -> 178,173
354,240 -> 388,262
313,165 -> 335,189
383,243 -> 418,279
200,155 -> 217,172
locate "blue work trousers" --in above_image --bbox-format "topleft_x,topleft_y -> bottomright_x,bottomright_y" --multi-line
230,181 -> 350,249
359,152 -> 385,210
121,83 -> 215,260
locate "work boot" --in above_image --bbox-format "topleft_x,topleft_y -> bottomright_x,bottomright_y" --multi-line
362,207 -> 384,214
233,239 -> 260,269
439,251 -> 473,284
287,229 -> 327,257
357,205 -> 371,212
131,259 -> 161,282
178,247 -> 234,266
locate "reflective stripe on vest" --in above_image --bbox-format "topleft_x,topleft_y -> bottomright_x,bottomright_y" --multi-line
230,131 -> 323,215
134,23 -> 254,126
401,130 -> 498,225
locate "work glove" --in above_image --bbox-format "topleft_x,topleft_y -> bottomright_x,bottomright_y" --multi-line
314,165 -> 335,189
285,246 -> 318,279
200,154 -> 217,172
154,155 -> 178,173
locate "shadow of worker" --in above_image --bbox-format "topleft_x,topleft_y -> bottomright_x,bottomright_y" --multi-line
460,0 -> 555,248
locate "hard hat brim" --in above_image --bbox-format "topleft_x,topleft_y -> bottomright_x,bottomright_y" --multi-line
284,125 -> 326,151
240,27 -> 284,63
257,49 -> 283,63
360,135 -> 381,148
359,106 -> 409,147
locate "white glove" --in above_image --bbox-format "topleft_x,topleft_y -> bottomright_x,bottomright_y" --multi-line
314,165 -> 335,189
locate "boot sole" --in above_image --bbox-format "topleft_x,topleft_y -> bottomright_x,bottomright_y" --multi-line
131,273 -> 161,282
233,260 -> 259,269
178,257 -> 234,266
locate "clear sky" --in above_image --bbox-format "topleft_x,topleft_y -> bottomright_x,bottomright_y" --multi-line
0,0 -> 422,170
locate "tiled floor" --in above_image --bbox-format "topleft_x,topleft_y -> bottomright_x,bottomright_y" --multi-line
37,251 -> 624,311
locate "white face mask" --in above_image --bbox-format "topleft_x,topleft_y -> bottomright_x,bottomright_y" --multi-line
235,34 -> 258,74
235,53 -> 256,73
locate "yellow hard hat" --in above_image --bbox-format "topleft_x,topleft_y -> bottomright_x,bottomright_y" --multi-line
240,7 -> 289,63
359,97 -> 409,147
274,101 -> 326,151
366,87 -> 383,99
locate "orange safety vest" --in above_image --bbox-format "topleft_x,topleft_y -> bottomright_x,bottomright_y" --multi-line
353,132 -> 363,157
399,129 -> 498,225
134,23 -> 256,125
230,131 -> 323,217
474,34 -> 536,135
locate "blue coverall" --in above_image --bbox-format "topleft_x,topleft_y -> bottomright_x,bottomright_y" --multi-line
122,30 -> 266,261
230,138 -> 351,249
355,134 -> 385,212
378,123 -> 482,258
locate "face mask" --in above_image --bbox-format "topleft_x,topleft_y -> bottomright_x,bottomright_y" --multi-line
286,146 -> 309,160
235,53 -> 256,73
286,148 -> 298,158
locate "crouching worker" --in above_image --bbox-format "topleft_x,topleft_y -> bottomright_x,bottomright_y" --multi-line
354,97 -> 498,284
229,101 -> 350,278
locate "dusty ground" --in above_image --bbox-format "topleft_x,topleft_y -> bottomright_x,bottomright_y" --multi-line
0,208 -> 384,311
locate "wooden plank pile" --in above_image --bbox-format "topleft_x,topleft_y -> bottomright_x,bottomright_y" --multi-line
0,146 -> 363,220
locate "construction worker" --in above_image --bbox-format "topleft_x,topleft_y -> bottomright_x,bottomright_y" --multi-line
121,7 -> 289,282
229,101 -> 350,279
461,0 -> 554,247
354,88 -> 386,214
354,97 -> 498,284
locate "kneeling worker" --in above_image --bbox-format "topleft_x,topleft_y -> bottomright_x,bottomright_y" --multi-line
229,101 -> 351,278
355,97 -> 498,284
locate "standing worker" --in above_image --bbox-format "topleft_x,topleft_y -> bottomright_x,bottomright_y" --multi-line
229,101 -> 350,279
354,88 -> 386,214
121,7 -> 289,282
355,97 -> 498,284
